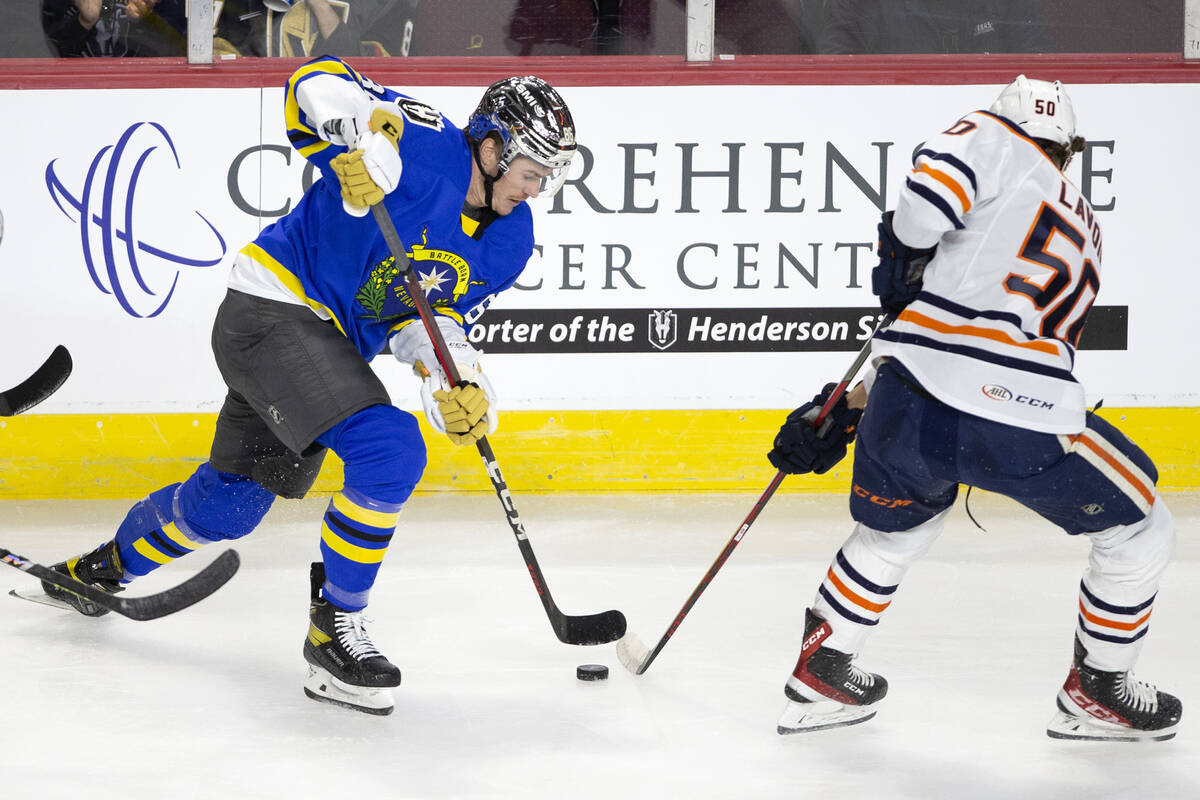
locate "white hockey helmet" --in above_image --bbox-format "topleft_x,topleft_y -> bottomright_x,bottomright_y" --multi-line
989,74 -> 1078,147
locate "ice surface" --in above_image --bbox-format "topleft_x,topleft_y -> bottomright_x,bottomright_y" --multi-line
2,491 -> 1197,799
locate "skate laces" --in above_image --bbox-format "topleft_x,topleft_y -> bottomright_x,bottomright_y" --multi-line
1118,672 -> 1159,714
333,610 -> 384,660
848,663 -> 876,687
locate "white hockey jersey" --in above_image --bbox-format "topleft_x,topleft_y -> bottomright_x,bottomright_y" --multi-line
871,110 -> 1103,434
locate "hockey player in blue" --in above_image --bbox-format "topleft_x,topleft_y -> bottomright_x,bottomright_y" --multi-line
769,76 -> 1181,741
39,56 -> 578,715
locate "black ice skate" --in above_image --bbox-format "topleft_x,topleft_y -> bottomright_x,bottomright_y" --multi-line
1046,635 -> 1181,742
778,608 -> 888,734
39,540 -> 125,617
302,562 -> 401,716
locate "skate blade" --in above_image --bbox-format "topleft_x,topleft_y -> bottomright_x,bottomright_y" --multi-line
777,697 -> 878,735
304,666 -> 395,716
1046,710 -> 1176,742
10,588 -> 83,613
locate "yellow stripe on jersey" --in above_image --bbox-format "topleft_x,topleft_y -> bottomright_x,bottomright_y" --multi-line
914,162 -> 972,212
331,492 -> 401,529
240,243 -> 348,336
162,522 -> 200,552
284,58 -> 364,158
321,521 -> 389,564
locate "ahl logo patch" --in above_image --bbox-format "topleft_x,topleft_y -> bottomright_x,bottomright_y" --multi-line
981,384 -> 1013,401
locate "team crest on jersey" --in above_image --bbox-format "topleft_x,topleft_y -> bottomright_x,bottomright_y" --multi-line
397,99 -> 444,131
354,227 -> 479,321
648,309 -> 677,350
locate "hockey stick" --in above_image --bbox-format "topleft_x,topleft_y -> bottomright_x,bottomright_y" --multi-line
0,345 -> 72,416
370,204 -> 627,646
3,547 -> 240,621
616,312 -> 896,675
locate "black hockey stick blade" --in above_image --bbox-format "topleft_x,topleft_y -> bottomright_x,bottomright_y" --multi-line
0,345 -> 72,416
553,607 -> 627,646
2,547 -> 240,621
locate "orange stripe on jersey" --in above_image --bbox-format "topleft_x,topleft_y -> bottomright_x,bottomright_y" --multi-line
914,163 -> 971,212
826,567 -> 891,614
1078,601 -> 1152,632
897,309 -> 1063,356
1067,432 -> 1157,505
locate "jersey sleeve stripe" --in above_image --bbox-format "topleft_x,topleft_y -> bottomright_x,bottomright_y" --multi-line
905,178 -> 965,230
916,148 -> 978,193
913,163 -> 972,212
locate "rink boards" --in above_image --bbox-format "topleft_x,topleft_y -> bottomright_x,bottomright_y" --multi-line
1,406 -> 1196,499
0,58 -> 1197,498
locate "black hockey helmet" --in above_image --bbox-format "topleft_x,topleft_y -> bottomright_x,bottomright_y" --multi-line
465,76 -> 577,197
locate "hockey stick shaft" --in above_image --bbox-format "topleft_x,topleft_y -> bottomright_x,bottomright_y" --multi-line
370,203 -> 626,646
620,313 -> 895,675
2,547 -> 240,621
0,345 -> 72,416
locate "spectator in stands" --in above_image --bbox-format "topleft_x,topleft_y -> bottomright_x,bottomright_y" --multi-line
266,0 -> 418,57
818,0 -> 1049,54
42,0 -> 186,57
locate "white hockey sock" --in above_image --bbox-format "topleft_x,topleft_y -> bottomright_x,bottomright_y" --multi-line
813,510 -> 948,654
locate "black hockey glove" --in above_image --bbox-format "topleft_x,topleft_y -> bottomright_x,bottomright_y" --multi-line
871,210 -> 936,313
767,383 -> 863,475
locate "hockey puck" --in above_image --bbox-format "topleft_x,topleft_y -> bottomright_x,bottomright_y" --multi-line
576,664 -> 609,681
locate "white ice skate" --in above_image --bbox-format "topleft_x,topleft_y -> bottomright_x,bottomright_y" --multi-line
303,664 -> 396,716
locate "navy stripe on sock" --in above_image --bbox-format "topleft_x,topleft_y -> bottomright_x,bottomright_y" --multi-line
819,585 -> 879,626
1078,614 -> 1150,646
835,549 -> 898,596
1079,581 -> 1156,616
324,511 -> 394,545
147,529 -> 189,559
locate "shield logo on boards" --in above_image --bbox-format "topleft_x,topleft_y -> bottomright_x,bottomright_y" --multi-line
648,310 -> 677,351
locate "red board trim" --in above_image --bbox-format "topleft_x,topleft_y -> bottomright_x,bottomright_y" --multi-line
1,53 -> 1198,90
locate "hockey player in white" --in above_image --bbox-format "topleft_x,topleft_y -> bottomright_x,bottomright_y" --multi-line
767,75 -> 1181,740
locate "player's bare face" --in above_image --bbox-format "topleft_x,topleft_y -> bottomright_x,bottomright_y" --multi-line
492,157 -> 552,215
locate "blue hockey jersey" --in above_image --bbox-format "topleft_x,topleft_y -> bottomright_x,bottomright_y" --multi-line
231,56 -> 534,359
